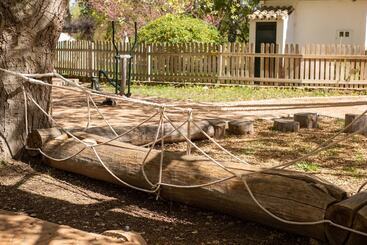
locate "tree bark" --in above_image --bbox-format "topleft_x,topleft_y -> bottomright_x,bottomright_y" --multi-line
0,0 -> 68,158
36,130 -> 347,241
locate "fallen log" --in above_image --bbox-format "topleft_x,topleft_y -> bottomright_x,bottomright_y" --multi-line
72,120 -> 214,146
32,129 -> 348,241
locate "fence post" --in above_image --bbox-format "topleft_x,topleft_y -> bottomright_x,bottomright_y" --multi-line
218,44 -> 223,83
147,45 -> 151,82
121,42 -> 127,95
88,41 -> 94,78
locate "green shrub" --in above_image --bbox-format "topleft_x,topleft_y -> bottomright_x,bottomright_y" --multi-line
139,14 -> 222,44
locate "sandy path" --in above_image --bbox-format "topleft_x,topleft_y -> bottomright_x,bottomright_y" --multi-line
52,86 -> 367,129
0,209 -> 129,244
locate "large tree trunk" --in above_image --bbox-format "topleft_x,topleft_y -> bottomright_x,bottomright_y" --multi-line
0,0 -> 68,158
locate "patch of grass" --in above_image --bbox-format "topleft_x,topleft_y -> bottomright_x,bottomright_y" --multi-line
343,166 -> 358,174
335,118 -> 345,127
101,83 -> 367,102
295,161 -> 320,172
342,166 -> 363,178
354,151 -> 366,163
0,160 -> 6,168
240,147 -> 256,155
323,148 -> 340,158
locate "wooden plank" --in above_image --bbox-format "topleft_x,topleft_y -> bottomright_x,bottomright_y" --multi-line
300,46 -> 305,81
319,44 -> 325,80
270,43 -> 275,78
284,44 -> 289,79
260,43 -> 265,78
290,44 -> 295,79
310,44 -> 315,80
294,44 -> 300,79
265,43 -> 270,78
305,44 -> 310,80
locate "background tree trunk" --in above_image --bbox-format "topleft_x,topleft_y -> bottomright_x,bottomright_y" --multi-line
0,0 -> 68,158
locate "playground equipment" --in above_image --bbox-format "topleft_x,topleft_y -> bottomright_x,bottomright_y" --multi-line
92,21 -> 138,98
1,67 -> 367,244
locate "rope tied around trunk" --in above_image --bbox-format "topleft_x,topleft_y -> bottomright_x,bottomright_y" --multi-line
2,67 -> 367,238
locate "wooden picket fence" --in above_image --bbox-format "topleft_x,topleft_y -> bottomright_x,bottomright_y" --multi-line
55,41 -> 367,89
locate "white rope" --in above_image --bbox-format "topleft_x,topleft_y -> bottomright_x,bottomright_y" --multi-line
142,119 -> 189,147
275,110 -> 367,170
93,111 -> 160,147
0,68 -> 188,112
92,146 -> 159,193
241,178 -> 367,237
85,95 -> 91,130
54,72 -> 187,111
26,92 -> 89,147
163,114 -> 237,176
140,109 -> 165,187
27,146 -> 88,162
22,72 -> 56,78
88,94 -> 118,137
191,120 -> 250,165
7,68 -> 367,239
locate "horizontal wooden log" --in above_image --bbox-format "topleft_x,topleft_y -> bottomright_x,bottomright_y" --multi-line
37,132 -> 347,241
73,121 -> 214,146
26,128 -> 64,149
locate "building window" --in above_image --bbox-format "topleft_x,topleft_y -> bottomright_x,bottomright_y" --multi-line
337,30 -> 352,39
337,30 -> 352,44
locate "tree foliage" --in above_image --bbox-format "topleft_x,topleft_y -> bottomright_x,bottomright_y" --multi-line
138,14 -> 222,44
85,0 -> 190,40
68,0 -> 259,42
192,0 -> 259,42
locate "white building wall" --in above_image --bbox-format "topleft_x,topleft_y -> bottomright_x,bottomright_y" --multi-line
263,0 -> 367,49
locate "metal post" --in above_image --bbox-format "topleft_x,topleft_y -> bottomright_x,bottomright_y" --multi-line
120,57 -> 127,95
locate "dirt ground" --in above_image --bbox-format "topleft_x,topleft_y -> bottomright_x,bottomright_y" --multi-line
0,209 -> 128,244
2,86 -> 367,244
164,117 -> 367,194
0,159 -> 308,244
